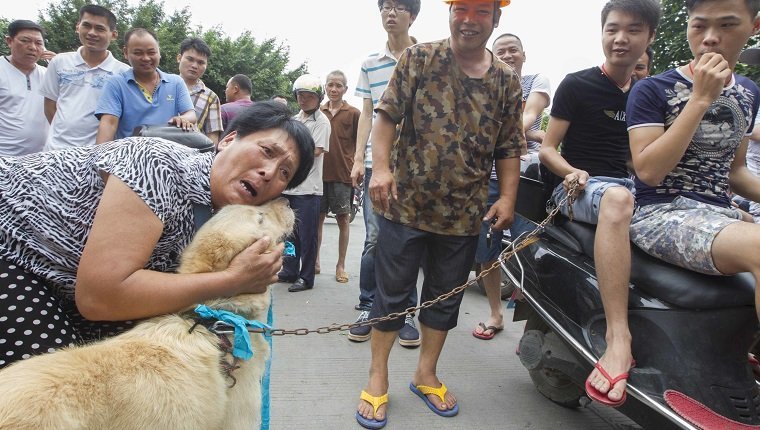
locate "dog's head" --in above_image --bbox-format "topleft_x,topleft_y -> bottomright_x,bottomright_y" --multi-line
188,198 -> 295,317
252,197 -> 295,247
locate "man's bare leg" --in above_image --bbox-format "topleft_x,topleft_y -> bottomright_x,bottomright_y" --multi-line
356,328 -> 397,421
316,213 -> 326,274
335,213 -> 350,279
412,324 -> 457,411
586,187 -> 635,403
711,221 -> 760,321
473,260 -> 504,337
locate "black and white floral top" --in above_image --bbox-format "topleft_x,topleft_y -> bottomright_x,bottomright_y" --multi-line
0,137 -> 212,300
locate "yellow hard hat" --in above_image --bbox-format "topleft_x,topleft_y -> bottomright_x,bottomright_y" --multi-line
445,0 -> 511,7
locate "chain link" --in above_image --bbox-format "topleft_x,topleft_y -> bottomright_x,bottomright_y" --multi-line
223,181 -> 580,337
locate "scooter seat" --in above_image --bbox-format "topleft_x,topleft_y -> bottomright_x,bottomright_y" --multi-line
558,219 -> 755,309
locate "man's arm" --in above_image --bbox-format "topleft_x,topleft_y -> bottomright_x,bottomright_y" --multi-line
630,53 -> 729,186
538,117 -> 589,190
368,110 -> 397,212
523,92 -> 550,144
95,114 -> 120,144
729,139 -> 760,204
750,121 -> 760,142
44,98 -> 57,124
485,157 -> 520,231
351,98 -> 374,187
167,109 -> 198,131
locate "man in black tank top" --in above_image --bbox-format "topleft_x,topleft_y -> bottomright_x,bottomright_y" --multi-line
538,0 -> 660,408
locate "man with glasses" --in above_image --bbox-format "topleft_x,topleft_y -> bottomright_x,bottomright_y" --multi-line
355,1 -> 524,428
0,20 -> 50,156
349,0 -> 422,349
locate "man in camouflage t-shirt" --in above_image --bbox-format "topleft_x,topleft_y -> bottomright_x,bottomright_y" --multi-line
355,1 -> 525,426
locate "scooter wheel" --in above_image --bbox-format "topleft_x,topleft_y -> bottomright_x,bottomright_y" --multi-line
529,367 -> 583,409
523,316 -> 583,408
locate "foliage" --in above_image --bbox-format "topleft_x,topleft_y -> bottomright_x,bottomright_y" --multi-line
198,27 -> 307,103
651,0 -> 759,82
0,0 -> 307,101
0,18 -> 8,56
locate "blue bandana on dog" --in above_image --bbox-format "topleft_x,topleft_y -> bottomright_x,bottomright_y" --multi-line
194,305 -> 272,360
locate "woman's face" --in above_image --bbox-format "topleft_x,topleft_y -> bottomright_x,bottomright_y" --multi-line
210,128 -> 300,209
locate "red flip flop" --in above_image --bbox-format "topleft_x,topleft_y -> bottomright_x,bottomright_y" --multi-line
584,360 -> 636,407
472,322 -> 503,340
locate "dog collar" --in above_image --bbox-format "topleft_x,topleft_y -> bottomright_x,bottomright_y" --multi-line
193,304 -> 271,361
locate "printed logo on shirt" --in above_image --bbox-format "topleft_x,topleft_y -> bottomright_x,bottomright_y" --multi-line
167,95 -> 174,101
604,110 -> 626,122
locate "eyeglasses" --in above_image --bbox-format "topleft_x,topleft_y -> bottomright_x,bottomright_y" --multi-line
380,4 -> 410,14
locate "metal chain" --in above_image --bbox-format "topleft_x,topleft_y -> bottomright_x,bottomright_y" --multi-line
228,181 -> 580,337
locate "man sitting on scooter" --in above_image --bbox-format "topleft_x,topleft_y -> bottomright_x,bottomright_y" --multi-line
627,0 -> 760,344
538,0 -> 661,407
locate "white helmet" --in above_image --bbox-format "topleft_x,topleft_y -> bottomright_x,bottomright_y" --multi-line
292,74 -> 324,101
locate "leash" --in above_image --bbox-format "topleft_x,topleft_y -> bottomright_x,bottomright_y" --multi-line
210,182 -> 579,337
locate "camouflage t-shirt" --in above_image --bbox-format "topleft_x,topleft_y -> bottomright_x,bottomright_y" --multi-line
376,38 -> 526,236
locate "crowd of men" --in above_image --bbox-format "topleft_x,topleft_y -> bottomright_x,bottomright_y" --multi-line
2,0 -> 760,428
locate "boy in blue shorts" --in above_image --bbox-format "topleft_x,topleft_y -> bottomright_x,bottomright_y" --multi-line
538,0 -> 660,407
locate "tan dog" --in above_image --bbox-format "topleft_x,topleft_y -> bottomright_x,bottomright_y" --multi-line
0,198 -> 295,430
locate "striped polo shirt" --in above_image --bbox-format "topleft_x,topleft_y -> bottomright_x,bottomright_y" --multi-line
354,43 -> 399,169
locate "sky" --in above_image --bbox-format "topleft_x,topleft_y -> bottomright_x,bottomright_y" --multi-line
5,0 -> 612,107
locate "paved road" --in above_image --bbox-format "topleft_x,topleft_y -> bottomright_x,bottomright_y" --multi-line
268,213 -> 638,429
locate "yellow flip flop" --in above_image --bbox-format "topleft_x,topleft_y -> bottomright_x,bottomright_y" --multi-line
356,390 -> 388,429
409,382 -> 459,417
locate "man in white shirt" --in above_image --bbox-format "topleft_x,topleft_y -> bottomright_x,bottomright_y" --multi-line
279,74 -> 331,292
0,20 -> 49,156
41,5 -> 129,151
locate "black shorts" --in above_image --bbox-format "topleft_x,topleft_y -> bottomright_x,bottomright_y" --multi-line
369,217 -> 478,332
320,182 -> 352,215
0,257 -> 135,369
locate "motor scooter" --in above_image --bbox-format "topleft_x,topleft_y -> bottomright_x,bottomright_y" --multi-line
502,160 -> 760,429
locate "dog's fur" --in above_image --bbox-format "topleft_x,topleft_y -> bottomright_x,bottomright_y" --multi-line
0,198 -> 295,430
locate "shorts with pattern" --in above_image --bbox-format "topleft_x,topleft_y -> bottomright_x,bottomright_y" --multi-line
320,182 -> 352,215
551,176 -> 635,224
630,196 -> 742,275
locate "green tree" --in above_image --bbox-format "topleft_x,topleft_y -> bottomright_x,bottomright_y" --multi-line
0,18 -> 9,56
1,0 -> 307,99
201,28 -> 306,103
651,0 -> 759,81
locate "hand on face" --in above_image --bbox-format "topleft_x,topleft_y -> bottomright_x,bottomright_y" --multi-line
691,52 -> 731,104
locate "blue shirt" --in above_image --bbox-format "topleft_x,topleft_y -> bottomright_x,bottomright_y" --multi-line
95,68 -> 194,139
627,68 -> 759,207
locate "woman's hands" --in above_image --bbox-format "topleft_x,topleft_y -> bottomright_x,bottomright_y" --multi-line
224,238 -> 285,295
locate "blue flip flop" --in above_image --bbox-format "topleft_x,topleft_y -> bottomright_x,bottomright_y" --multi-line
356,390 -> 388,429
409,382 -> 459,417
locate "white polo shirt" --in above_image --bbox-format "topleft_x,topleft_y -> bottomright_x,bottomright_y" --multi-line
40,48 -> 129,151
0,56 -> 48,156
284,109 -> 330,196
